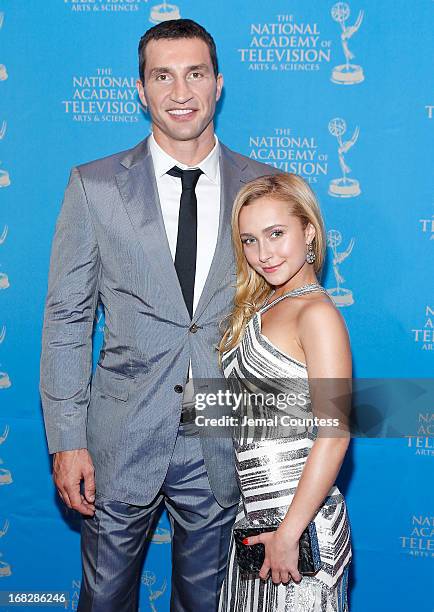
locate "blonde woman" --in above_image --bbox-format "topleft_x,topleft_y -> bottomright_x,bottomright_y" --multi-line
218,174 -> 352,611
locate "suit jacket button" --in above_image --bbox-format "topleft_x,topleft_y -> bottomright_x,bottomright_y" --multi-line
174,385 -> 183,393
189,323 -> 199,333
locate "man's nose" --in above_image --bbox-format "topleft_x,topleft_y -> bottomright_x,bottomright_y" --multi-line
170,77 -> 193,104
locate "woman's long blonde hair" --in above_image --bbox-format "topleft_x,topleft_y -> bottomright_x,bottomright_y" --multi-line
218,173 -> 326,359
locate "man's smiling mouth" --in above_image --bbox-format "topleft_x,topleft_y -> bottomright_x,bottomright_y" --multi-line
167,109 -> 196,116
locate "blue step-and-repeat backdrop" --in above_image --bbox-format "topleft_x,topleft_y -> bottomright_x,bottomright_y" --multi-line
0,1 -> 433,610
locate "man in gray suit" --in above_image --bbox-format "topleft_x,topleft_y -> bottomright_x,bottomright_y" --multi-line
40,19 -> 277,612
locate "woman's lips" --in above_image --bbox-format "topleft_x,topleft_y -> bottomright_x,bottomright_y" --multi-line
262,262 -> 283,273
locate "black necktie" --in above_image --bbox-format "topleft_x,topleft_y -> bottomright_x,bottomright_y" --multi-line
167,166 -> 203,319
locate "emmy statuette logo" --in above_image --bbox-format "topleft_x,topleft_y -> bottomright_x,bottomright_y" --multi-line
95,303 -> 105,334
148,526 -> 171,544
150,1 -> 181,24
0,218 -> 10,294
0,370 -> 11,389
331,2 -> 364,85
141,571 -> 167,611
0,163 -> 10,188
0,519 -> 11,577
0,425 -> 12,486
328,117 -> 361,197
0,226 -> 7,245
0,321 -> 11,391
0,13 -> 7,82
326,229 -> 355,307
0,120 -> 10,188
0,327 -> 6,392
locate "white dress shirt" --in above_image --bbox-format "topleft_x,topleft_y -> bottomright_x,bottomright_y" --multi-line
149,133 -> 221,384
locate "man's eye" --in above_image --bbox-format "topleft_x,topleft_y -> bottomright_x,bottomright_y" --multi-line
271,230 -> 283,238
190,72 -> 202,79
156,74 -> 168,81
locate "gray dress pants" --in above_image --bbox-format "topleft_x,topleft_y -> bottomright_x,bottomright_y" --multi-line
77,422 -> 237,612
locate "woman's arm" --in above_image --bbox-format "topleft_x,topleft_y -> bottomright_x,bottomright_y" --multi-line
279,299 -> 351,540
246,299 -> 352,584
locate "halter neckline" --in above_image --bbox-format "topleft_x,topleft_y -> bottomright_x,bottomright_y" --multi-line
259,282 -> 326,314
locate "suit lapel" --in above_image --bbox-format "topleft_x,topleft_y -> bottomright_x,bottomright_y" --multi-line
115,138 -> 190,321
193,144 -> 248,321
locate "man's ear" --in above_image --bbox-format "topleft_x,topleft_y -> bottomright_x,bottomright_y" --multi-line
215,73 -> 224,102
136,78 -> 147,109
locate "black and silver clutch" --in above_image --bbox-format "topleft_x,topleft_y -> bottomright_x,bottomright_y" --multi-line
233,521 -> 321,576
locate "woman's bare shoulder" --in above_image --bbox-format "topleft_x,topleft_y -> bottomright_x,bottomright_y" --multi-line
298,293 -> 347,330
297,294 -> 351,376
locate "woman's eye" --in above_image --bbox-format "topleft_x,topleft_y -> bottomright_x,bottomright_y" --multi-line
271,230 -> 283,238
241,237 -> 255,245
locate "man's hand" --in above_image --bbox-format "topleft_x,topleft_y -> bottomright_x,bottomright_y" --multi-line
52,449 -> 96,516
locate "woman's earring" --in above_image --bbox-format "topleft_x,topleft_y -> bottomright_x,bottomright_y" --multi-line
306,242 -> 315,264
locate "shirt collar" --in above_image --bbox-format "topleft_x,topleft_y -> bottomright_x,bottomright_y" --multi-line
149,132 -> 220,184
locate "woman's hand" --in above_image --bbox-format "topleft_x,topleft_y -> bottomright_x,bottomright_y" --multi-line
244,528 -> 302,584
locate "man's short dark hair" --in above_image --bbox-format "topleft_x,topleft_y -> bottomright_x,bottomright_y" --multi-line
138,19 -> 219,83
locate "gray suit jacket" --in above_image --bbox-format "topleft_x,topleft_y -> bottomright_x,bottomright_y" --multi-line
39,136 -> 279,507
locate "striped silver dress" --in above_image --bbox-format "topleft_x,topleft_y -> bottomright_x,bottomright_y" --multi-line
218,284 -> 352,612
